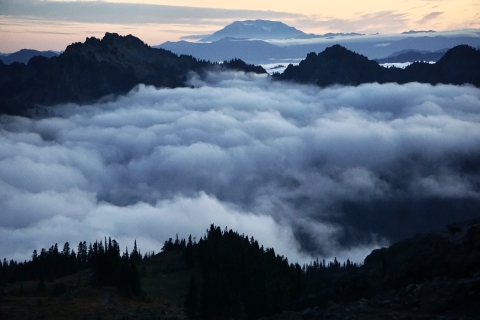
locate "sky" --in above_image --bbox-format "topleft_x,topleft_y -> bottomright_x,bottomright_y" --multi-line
0,0 -> 479,52
1,72 -> 480,263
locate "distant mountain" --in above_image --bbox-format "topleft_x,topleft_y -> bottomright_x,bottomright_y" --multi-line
375,48 -> 448,63
0,33 -> 266,116
385,49 -> 431,57
274,44 -> 480,87
157,37 -> 287,63
199,20 -> 306,42
188,20 -> 364,42
401,30 -> 435,34
320,32 -> 365,38
0,49 -> 59,65
158,33 -> 480,64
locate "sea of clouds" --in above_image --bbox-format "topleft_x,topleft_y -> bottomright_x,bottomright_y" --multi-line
1,72 -> 480,264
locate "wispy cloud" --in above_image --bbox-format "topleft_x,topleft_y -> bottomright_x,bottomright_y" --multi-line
294,11 -> 410,34
0,0 -> 301,25
417,12 -> 443,24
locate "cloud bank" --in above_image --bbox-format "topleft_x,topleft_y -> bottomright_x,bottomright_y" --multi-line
1,73 -> 480,263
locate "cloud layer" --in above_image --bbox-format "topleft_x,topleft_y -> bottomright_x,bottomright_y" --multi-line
1,0 -> 299,25
1,72 -> 480,263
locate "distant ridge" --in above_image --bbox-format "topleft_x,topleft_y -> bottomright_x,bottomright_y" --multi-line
158,31 -> 480,64
157,38 -> 285,64
375,49 -> 448,63
0,49 -> 59,65
274,44 -> 480,87
401,30 -> 435,34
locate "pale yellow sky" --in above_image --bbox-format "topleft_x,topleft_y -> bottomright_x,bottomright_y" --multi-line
75,0 -> 479,25
0,0 -> 479,52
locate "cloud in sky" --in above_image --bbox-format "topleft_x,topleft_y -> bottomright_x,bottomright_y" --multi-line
417,12 -> 444,24
294,11 -> 410,35
1,0 -> 479,52
1,73 -> 480,264
0,0 -> 301,51
0,0 -> 300,25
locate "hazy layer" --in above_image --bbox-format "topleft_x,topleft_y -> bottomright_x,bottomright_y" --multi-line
1,72 -> 479,263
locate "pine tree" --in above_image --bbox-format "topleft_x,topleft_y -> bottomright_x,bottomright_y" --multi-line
184,235 -> 195,269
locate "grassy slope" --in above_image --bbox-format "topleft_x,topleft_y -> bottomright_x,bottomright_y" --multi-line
0,251 -> 191,320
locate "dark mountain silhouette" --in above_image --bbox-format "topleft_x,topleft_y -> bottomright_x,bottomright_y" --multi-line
433,44 -> 480,85
379,35 -> 480,57
375,49 -> 447,63
294,218 -> 480,319
0,49 -> 59,65
274,44 -> 480,87
278,45 -> 385,86
0,33 -> 266,116
2,218 -> 479,319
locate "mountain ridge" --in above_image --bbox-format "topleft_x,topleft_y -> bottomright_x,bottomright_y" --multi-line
275,44 -> 480,87
159,34 -> 480,64
0,49 -> 59,65
375,49 -> 448,63
0,33 -> 266,116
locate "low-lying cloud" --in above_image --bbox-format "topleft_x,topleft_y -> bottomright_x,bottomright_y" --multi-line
1,72 -> 480,264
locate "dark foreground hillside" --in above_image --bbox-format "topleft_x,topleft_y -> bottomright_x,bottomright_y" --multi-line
0,33 -> 266,116
275,44 -> 480,87
289,218 -> 480,320
1,219 -> 479,319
